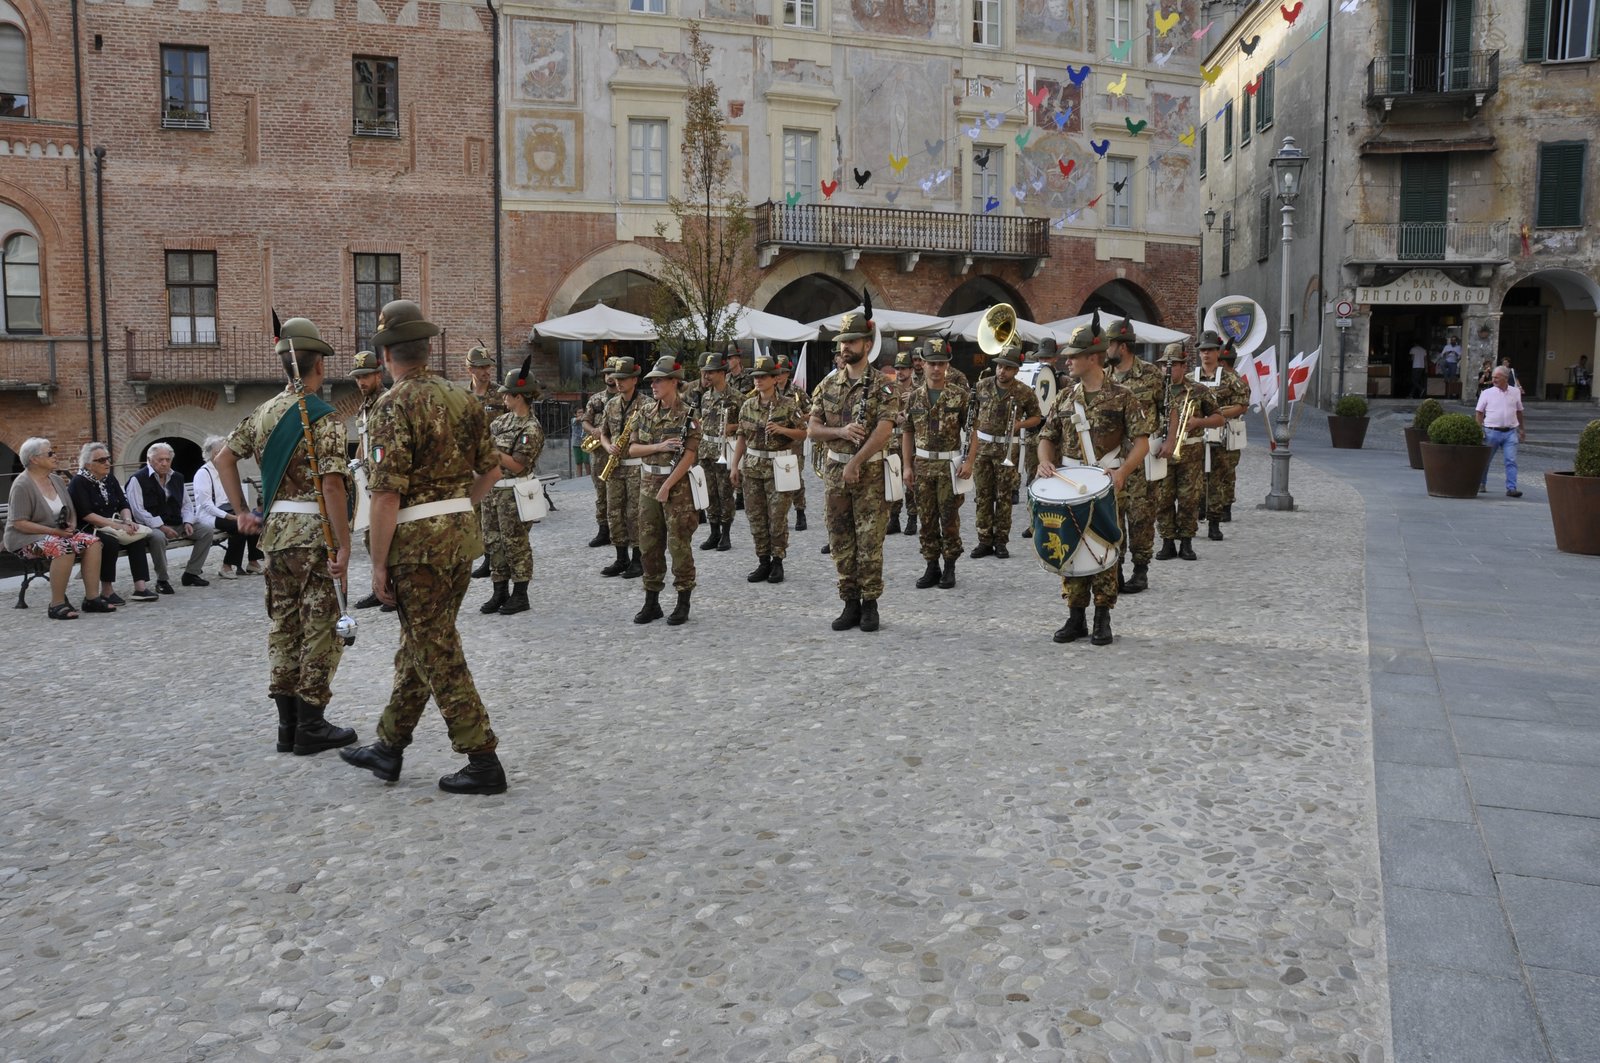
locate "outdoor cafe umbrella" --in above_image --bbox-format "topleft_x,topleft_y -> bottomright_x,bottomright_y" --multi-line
807,306 -> 953,336
528,301 -> 657,343
669,303 -> 819,344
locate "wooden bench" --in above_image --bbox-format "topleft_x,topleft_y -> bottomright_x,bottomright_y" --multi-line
0,503 -> 53,609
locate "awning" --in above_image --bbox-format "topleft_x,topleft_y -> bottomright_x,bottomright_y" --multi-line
529,302 -> 657,342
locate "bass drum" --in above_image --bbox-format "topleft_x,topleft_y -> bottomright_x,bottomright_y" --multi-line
1027,467 -> 1122,578
1017,362 -> 1058,412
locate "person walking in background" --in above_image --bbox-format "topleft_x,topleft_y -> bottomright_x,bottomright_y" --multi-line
1475,366 -> 1525,498
1409,338 -> 1429,399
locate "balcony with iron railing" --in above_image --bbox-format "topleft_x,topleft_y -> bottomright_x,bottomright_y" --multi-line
754,201 -> 1052,273
0,335 -> 68,402
1348,220 -> 1510,265
1366,51 -> 1499,113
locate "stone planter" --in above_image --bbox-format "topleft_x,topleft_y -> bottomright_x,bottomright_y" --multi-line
1328,416 -> 1370,449
1545,471 -> 1600,555
1420,442 -> 1492,499
1403,427 -> 1424,469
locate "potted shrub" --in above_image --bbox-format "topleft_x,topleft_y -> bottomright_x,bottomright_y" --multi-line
1419,413 -> 1490,498
1546,419 -> 1600,555
1405,398 -> 1444,470
1328,395 -> 1370,449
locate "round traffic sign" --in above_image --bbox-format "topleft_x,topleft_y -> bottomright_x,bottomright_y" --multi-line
1336,299 -> 1355,318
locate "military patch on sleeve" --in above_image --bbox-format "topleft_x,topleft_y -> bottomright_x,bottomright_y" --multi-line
371,445 -> 385,464
519,434 -> 529,448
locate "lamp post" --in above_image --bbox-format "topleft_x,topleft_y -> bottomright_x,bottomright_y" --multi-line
1264,135 -> 1308,512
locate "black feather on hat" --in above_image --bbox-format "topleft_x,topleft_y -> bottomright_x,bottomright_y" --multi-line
1090,310 -> 1102,338
862,287 -> 874,331
272,309 -> 282,341
515,353 -> 532,388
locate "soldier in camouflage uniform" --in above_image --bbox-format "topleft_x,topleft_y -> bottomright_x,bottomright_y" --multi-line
1152,342 -> 1224,563
809,309 -> 896,632
628,355 -> 703,625
961,341 -> 1042,559
215,317 -> 357,756
724,348 -> 753,514
479,357 -> 546,617
900,341 -> 969,589
1211,337 -> 1249,524
886,349 -> 916,536
1191,330 -> 1249,540
599,357 -> 646,579
775,354 -> 809,531
338,300 -> 508,795
349,350 -> 391,610
1020,338 -> 1055,503
730,353 -> 808,583
1104,318 -> 1162,594
692,352 -> 738,551
931,338 -> 971,392
580,361 -> 618,547
464,346 -> 505,579
1036,321 -> 1153,646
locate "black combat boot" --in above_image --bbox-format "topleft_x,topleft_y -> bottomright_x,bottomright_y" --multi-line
698,510 -> 707,526
1178,538 -> 1197,561
821,543 -> 831,554
1053,607 -> 1089,643
272,693 -> 298,753
499,582 -> 530,615
472,557 -> 490,578
622,548 -> 643,579
831,598 -> 861,630
993,542 -> 1010,559
438,752 -> 507,795
340,740 -> 403,782
1117,564 -> 1127,592
1155,538 -> 1178,560
601,544 -> 629,577
735,493 -> 744,511
1022,526 -> 1033,538
293,698 -> 357,756
859,599 -> 880,632
794,510 -> 807,531
479,581 -> 509,614
748,556 -> 773,583
700,522 -> 722,550
938,557 -> 957,589
667,590 -> 692,626
1090,606 -> 1114,646
904,512 -> 918,536
1208,519 -> 1224,542
716,524 -> 732,551
353,592 -> 382,609
633,590 -> 663,624
971,543 -> 994,558
1124,563 -> 1149,594
887,510 -> 902,535
1221,504 -> 1233,523
915,558 -> 942,589
766,557 -> 785,583
588,523 -> 611,548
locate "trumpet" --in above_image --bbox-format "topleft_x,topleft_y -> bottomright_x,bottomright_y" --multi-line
715,405 -> 731,465
1001,399 -> 1021,467
1171,397 -> 1196,460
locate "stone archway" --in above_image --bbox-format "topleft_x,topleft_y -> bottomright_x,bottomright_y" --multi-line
1079,279 -> 1159,323
937,275 -> 1034,321
760,271 -> 859,386
1497,268 -> 1600,399
543,243 -> 669,320
120,418 -> 210,484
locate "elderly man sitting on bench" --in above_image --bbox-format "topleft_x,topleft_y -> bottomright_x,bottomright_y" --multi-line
125,441 -> 215,591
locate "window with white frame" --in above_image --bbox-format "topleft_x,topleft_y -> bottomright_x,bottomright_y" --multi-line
629,118 -> 668,201
782,129 -> 818,198
0,24 -> 27,119
1107,158 -> 1133,229
1104,0 -> 1133,49
2,232 -> 40,333
970,147 -> 1001,213
1528,0 -> 1600,60
784,0 -> 817,28
974,0 -> 1001,45
629,0 -> 666,12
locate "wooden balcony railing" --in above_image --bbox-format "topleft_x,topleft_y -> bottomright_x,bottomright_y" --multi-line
755,201 -> 1051,261
1349,220 -> 1510,264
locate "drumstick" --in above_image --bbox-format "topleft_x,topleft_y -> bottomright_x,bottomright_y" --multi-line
1051,469 -> 1088,496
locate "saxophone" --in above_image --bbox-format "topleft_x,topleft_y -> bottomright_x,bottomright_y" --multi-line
600,410 -> 640,482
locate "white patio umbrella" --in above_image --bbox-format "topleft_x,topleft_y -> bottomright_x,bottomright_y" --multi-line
1043,314 -> 1191,345
669,303 -> 818,343
807,306 -> 953,336
528,301 -> 657,342
944,308 -> 1066,346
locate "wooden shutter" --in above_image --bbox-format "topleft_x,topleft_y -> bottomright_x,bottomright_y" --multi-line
1400,155 -> 1448,258
1258,66 -> 1275,128
1524,0 -> 1547,61
1199,124 -> 1208,177
1537,142 -> 1586,227
1389,0 -> 1413,92
1241,92 -> 1252,145
1448,0 -> 1474,89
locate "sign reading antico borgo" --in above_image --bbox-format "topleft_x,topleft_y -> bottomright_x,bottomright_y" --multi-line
1356,268 -> 1492,306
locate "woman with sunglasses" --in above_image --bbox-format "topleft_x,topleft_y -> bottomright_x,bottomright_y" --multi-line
3,438 -> 105,619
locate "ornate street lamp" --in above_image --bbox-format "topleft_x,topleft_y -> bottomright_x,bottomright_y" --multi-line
1264,135 -> 1309,511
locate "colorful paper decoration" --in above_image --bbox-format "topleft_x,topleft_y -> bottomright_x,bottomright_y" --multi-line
1155,10 -> 1180,35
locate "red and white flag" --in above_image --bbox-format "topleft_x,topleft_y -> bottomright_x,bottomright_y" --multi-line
1286,347 -> 1321,403
1247,345 -> 1280,412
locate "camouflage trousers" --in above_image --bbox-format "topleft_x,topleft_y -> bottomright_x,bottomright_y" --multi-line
378,561 -> 497,755
264,546 -> 345,706
700,457 -> 735,524
792,465 -> 808,511
1213,446 -> 1241,508
742,465 -> 793,559
1157,455 -> 1205,539
476,497 -> 499,562
1064,483 -> 1128,610
604,464 -> 641,548
824,467 -> 889,602
1118,468 -> 1155,566
914,459 -> 963,561
485,487 -> 533,582
1023,438 -> 1039,490
590,459 -> 607,525
973,455 -> 1022,545
639,474 -> 698,593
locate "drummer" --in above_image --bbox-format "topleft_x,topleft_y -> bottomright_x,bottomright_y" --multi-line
1035,316 -> 1153,647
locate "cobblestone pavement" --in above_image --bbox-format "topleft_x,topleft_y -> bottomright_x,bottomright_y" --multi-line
0,450 -> 1387,1063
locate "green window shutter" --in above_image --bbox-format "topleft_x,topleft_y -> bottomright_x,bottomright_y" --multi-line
1259,66 -> 1275,128
1389,0 -> 1413,91
1524,0 -> 1547,61
1449,0 -> 1473,88
1223,100 -> 1233,157
1241,92 -> 1252,144
1537,142 -> 1585,227
1400,155 -> 1448,259
1199,124 -> 1208,177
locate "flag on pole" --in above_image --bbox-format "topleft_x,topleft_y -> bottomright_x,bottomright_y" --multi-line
792,341 -> 809,391
1247,345 -> 1279,412
1287,347 -> 1321,403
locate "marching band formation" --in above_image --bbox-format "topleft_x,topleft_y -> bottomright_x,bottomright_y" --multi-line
569,299 -> 1255,645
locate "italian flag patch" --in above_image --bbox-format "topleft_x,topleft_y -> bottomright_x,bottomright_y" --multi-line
371,445 -> 386,464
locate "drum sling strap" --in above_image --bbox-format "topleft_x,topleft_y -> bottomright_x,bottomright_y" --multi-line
259,392 -> 335,516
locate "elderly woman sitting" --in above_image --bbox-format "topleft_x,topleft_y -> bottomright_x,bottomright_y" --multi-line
67,442 -> 157,607
3,437 -> 106,619
192,434 -> 264,578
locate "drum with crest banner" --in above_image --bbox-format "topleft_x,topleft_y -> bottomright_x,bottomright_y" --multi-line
1027,467 -> 1122,578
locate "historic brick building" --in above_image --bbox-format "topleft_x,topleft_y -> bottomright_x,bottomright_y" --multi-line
2,0 -> 496,481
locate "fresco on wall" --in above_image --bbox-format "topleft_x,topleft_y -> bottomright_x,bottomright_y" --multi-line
510,114 -> 582,191
706,0 -> 757,19
846,50 -> 950,197
847,0 -> 935,39
1149,90 -> 1192,140
1017,131 -> 1094,212
510,19 -> 576,104
1143,0 -> 1202,60
1029,78 -> 1082,133
1018,0 -> 1085,51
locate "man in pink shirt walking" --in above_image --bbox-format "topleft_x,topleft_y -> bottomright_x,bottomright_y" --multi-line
1475,366 -> 1525,497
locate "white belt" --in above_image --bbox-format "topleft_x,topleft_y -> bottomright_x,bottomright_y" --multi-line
976,431 -> 1014,444
702,435 -> 726,446
619,458 -> 643,467
744,449 -> 787,460
396,497 -> 473,524
827,450 -> 885,463
268,499 -> 322,516
1182,435 -> 1205,446
915,448 -> 960,460
642,463 -> 676,476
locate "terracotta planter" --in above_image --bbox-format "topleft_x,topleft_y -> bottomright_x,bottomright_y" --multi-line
1403,427 -> 1424,469
1545,471 -> 1600,555
1420,442 -> 1492,499
1328,416 -> 1370,449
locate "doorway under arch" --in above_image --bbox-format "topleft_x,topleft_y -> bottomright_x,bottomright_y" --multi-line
764,273 -> 858,385
1079,280 -> 1158,323
1498,268 -> 1600,398
542,270 -> 673,391
937,276 -> 1033,321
